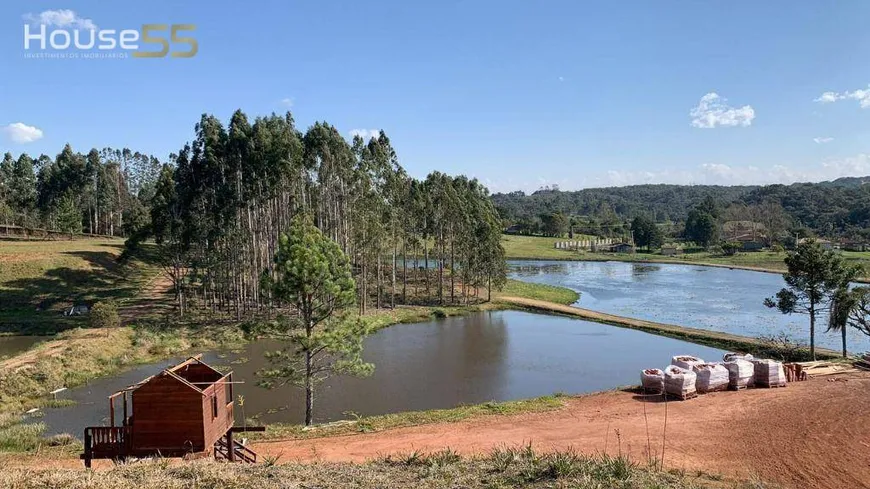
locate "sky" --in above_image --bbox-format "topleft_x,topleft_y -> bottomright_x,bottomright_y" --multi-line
1,1 -> 870,193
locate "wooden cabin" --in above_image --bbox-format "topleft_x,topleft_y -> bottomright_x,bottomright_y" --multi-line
81,356 -> 262,467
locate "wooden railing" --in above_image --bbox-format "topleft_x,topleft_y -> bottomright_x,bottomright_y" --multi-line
82,426 -> 131,467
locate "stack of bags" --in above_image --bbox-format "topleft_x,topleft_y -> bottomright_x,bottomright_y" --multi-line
723,352 -> 754,362
752,359 -> 787,387
640,368 -> 664,394
671,355 -> 705,370
692,363 -> 730,393
664,365 -> 697,399
723,358 -> 755,389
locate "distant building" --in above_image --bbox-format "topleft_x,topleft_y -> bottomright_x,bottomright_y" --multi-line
610,243 -> 636,253
732,233 -> 765,252
841,240 -> 869,252
798,238 -> 834,250
661,246 -> 683,256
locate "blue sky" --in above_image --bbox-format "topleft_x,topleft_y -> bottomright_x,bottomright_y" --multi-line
2,1 -> 870,192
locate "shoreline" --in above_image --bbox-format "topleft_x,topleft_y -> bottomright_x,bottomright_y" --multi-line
1,273 -> 841,455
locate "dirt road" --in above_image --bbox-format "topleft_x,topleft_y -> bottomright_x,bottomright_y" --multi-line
253,373 -> 870,489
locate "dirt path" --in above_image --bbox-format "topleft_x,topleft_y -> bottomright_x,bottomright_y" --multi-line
252,373 -> 870,489
119,272 -> 173,322
5,374 -> 868,488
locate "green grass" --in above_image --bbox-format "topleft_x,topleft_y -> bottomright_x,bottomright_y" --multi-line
0,447 -> 750,488
498,279 -> 579,305
501,234 -> 596,260
251,395 -> 567,441
0,237 -> 161,332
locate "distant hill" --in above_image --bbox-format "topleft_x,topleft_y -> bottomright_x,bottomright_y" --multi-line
492,176 -> 870,238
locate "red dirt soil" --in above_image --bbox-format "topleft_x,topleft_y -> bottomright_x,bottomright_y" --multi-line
7,374 -> 868,489
252,373 -> 870,489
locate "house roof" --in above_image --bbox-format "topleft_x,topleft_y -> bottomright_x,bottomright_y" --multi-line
110,355 -> 228,398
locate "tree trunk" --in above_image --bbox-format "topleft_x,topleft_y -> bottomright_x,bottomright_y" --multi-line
842,322 -> 847,358
304,348 -> 313,426
809,304 -> 816,361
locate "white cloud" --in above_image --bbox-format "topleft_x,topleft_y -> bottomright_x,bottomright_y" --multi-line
280,97 -> 294,108
813,137 -> 834,144
349,128 -> 380,140
558,76 -> 565,82
2,122 -> 44,144
486,155 -> 870,193
690,92 -> 755,128
814,85 -> 870,109
23,9 -> 97,30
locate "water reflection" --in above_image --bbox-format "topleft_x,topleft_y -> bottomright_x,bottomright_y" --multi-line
36,310 -> 726,435
509,260 -> 869,353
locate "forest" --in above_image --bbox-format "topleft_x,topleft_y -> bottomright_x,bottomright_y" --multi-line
493,178 -> 870,241
0,111 -> 506,319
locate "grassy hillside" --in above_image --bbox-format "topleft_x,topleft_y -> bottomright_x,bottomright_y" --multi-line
501,234 -> 596,260
0,237 -> 160,332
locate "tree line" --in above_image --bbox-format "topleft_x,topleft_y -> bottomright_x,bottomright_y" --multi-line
143,110 -> 506,319
0,146 -> 161,237
494,178 -> 870,242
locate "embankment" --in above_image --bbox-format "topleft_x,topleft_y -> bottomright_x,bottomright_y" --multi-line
495,295 -> 841,359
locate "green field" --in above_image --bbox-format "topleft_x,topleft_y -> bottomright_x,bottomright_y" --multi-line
497,279 -> 579,305
0,238 -> 161,332
501,234 -> 596,260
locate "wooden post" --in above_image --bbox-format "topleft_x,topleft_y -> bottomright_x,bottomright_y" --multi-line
227,430 -> 234,462
83,429 -> 92,468
109,397 -> 115,428
122,393 -> 128,425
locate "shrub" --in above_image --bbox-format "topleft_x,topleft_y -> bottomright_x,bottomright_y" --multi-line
90,300 -> 120,330
721,242 -> 742,256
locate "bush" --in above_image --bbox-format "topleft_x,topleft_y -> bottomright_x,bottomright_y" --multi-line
721,242 -> 742,256
771,244 -> 785,253
757,333 -> 814,362
90,301 -> 120,330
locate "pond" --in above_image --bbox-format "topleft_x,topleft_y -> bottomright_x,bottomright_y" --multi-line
509,260 -> 870,353
35,310 -> 726,435
0,335 -> 45,360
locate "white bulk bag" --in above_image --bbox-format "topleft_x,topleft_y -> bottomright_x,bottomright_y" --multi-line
640,368 -> 664,393
692,363 -> 730,393
724,359 -> 755,389
664,365 -> 697,398
752,359 -> 786,387
723,352 -> 754,362
671,355 -> 704,370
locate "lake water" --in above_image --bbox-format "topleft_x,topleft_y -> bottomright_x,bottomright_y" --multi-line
0,335 -> 44,360
509,260 -> 870,353
35,310 -> 726,435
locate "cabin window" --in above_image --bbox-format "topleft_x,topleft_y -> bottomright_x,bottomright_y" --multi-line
225,373 -> 233,405
212,395 -> 218,418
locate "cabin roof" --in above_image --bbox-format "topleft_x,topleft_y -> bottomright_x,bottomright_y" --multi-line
110,355 -> 229,398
